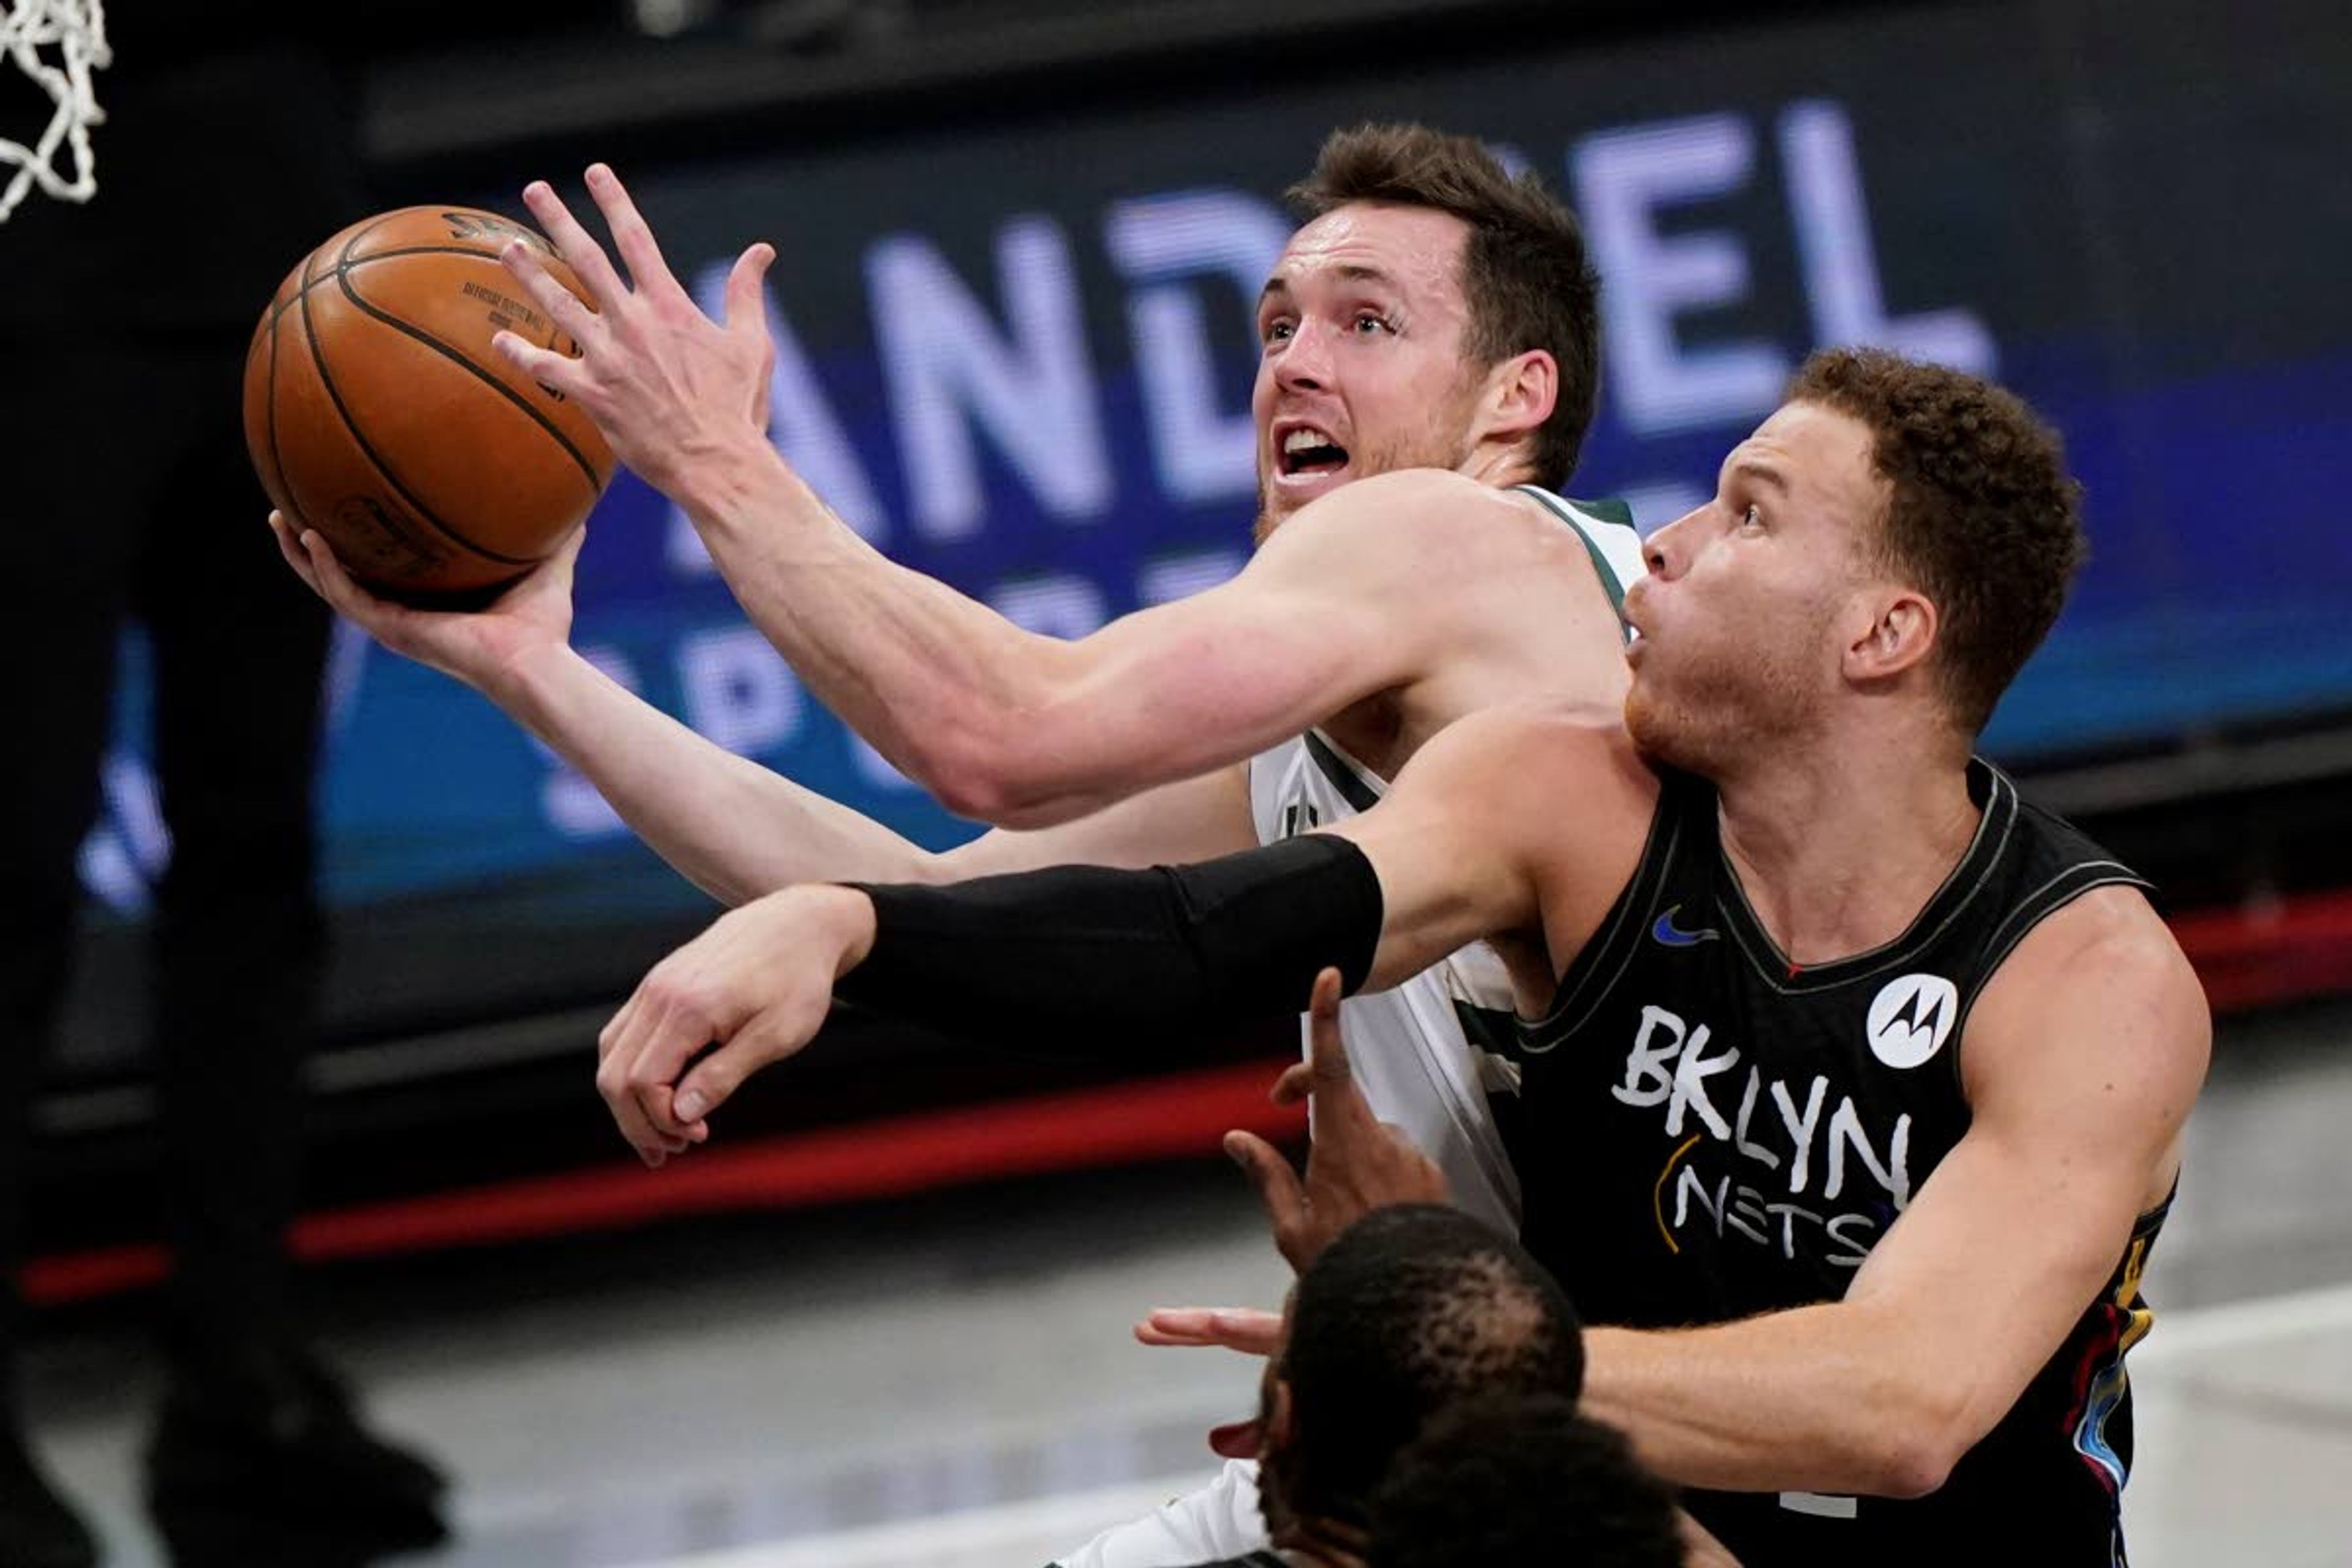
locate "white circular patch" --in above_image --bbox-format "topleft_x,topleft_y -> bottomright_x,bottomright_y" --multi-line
1865,973 -> 1961,1069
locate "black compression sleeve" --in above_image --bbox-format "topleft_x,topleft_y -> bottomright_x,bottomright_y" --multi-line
834,833 -> 1383,1058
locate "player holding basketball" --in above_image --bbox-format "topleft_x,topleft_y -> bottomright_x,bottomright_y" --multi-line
593,348 -> 2212,1565
276,123 -> 1637,1235
277,127 -> 1628,1562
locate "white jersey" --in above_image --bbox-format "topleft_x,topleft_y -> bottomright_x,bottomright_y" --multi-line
1246,486 -> 1645,1235
1058,490 -> 1645,1568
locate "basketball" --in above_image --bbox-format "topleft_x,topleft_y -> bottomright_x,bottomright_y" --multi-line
243,205 -> 616,604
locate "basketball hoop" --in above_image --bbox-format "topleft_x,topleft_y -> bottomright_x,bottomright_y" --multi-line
0,0 -> 109,223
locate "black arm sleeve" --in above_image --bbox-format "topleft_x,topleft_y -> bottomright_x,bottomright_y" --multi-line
834,833 -> 1384,1058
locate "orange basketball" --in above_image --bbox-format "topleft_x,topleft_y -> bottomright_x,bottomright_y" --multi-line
243,205 -> 616,604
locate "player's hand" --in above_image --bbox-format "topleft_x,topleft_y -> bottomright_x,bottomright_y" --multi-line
1133,1306 -> 1284,1357
491,162 -> 777,499
1224,968 -> 1450,1272
267,511 -> 580,688
596,883 -> 875,1166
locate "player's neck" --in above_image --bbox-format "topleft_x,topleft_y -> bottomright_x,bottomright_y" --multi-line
1455,437 -> 1539,494
1713,719 -> 1980,967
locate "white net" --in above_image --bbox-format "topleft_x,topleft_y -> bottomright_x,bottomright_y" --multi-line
0,0 -> 108,223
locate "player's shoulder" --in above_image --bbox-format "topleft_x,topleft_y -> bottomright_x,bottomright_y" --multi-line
1282,469 -> 1574,555
1430,693 -> 1648,786
1972,883 -> 2213,1083
2006,882 -> 2200,996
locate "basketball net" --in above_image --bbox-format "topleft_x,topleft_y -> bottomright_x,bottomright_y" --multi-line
0,0 -> 108,224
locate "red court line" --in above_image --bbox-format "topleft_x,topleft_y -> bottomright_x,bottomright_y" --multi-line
22,1055 -> 1304,1308
2169,889 -> 2352,1014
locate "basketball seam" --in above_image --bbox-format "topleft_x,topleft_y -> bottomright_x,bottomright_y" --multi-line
264,246 -> 554,327
320,233 -> 610,501
295,254 -> 541,570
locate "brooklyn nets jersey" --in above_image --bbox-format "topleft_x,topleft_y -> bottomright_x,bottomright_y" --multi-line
1247,487 -> 1646,1233
1520,756 -> 2168,1565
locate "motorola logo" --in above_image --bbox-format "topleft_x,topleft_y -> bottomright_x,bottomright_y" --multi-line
1865,974 -> 1959,1069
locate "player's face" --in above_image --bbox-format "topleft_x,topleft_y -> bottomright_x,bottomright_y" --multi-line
1621,401 -> 1889,775
1250,203 -> 1489,543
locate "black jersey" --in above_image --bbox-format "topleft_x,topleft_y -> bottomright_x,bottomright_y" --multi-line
1517,758 -> 2169,1566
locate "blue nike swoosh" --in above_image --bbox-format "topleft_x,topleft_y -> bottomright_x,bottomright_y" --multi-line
1651,907 -> 1720,947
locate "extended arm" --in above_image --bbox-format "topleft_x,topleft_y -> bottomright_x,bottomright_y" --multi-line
492,167 -> 1622,826
273,518 -> 1253,908
1577,889 -> 2211,1497
592,702 -> 1646,1162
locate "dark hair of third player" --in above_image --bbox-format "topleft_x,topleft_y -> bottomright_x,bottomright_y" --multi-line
1273,1204 -> 1587,1532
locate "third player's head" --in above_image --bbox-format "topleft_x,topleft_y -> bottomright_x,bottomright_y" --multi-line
1252,1204 -> 1586,1546
1252,123 -> 1601,543
1622,347 -> 2086,780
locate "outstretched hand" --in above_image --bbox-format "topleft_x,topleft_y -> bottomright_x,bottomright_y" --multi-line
595,883 -> 876,1166
491,162 -> 777,497
266,511 -> 581,689
1223,967 -> 1451,1273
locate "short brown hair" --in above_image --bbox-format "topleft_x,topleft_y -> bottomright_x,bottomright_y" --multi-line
1787,347 -> 2087,734
1288,123 -> 1601,491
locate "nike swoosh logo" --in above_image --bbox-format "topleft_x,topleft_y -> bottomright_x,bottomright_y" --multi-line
1651,905 -> 1720,947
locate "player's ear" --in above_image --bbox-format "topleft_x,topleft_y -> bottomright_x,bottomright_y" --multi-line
1479,349 -> 1556,443
1845,586 -> 1938,682
1264,1378 -> 1297,1451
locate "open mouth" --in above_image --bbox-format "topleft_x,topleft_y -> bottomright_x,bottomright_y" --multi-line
1279,426 -> 1350,478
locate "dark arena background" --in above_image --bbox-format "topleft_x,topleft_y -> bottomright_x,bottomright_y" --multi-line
7,1 -> 2350,1564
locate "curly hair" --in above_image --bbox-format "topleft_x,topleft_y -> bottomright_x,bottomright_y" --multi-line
1275,1204 -> 1585,1531
1288,123 -> 1602,491
1787,347 -> 2087,734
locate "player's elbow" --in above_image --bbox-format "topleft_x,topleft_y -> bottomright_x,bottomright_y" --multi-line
1853,1384 -> 1977,1499
916,730 -> 1094,829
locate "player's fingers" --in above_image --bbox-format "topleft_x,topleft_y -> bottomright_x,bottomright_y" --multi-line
1267,1061 -> 1313,1107
634,1080 -> 703,1152
595,1039 -> 673,1166
1136,1307 -> 1282,1355
499,244 -> 606,347
722,242 -> 775,334
1304,967 -> 1351,1090
519,177 -> 628,308
489,327 -> 584,396
266,513 -> 323,595
1225,1129 -> 1308,1252
596,995 -> 683,1165
582,163 -> 692,308
669,1013 -> 801,1127
295,529 -> 399,626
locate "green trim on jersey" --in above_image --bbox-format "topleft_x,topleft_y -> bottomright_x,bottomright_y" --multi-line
1514,485 -> 1640,635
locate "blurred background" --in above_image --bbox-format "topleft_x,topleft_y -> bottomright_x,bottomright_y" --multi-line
6,0 -> 2351,1564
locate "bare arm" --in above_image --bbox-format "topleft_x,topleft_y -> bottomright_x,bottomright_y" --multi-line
492,168 -> 1623,826
1330,701 -> 1656,1005
273,517 -> 1253,908
1578,889 -> 2212,1497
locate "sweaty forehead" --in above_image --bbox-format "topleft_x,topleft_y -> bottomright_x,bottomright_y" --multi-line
1269,203 -> 1471,306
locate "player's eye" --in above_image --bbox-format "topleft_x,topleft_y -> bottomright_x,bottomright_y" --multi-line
1262,317 -> 1295,346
